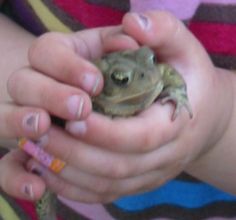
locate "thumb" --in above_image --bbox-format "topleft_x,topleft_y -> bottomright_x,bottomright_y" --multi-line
0,149 -> 45,200
122,11 -> 212,68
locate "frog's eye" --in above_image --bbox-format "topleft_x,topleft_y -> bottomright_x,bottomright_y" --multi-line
111,71 -> 130,86
152,54 -> 157,63
147,53 -> 157,65
137,47 -> 157,65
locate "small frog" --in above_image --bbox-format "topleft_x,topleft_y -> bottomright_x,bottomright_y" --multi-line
93,46 -> 192,119
35,47 -> 192,220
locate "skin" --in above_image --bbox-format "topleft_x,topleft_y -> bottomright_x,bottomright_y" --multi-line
0,4 -> 138,200
1,8 -> 236,208
35,46 -> 193,220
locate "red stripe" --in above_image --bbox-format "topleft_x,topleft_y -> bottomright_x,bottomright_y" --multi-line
15,199 -> 38,220
189,21 -> 236,55
54,0 -> 125,27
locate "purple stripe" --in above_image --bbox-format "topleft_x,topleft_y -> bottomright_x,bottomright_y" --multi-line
59,196 -> 115,220
8,0 -> 46,35
130,0 -> 201,20
202,0 -> 236,3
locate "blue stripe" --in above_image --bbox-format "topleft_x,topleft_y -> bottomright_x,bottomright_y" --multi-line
114,180 -> 236,211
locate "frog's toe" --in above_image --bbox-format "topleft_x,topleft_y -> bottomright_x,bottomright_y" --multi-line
172,102 -> 192,121
184,102 -> 193,119
160,95 -> 193,120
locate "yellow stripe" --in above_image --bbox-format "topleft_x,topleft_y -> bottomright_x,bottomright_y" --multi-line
27,0 -> 71,33
0,195 -> 20,220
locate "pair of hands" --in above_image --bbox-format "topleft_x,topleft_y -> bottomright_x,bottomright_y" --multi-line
0,11 -> 230,203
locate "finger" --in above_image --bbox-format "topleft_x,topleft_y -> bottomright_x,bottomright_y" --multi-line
8,68 -> 92,120
110,161 -> 183,196
122,11 -> 211,67
0,102 -> 50,139
66,102 -> 185,153
28,32 -> 102,96
27,159 -> 116,203
27,158 -> 113,197
28,30 -> 138,96
55,162 -> 178,196
39,127 -> 181,179
74,26 -> 139,56
27,150 -> 180,197
0,150 -> 45,200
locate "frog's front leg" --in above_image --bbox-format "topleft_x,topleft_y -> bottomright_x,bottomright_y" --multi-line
158,64 -> 193,120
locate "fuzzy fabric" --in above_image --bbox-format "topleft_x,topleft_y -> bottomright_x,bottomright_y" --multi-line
1,1 -> 236,219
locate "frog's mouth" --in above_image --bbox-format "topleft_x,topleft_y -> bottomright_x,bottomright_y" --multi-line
103,81 -> 164,105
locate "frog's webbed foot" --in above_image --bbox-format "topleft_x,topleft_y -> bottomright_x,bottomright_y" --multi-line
160,87 -> 193,120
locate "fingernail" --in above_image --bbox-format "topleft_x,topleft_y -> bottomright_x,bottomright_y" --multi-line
82,73 -> 100,94
22,113 -> 39,133
133,13 -> 151,30
67,95 -> 84,119
22,184 -> 34,200
66,121 -> 87,135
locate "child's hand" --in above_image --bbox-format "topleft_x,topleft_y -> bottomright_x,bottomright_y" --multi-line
1,27 -> 138,201
7,27 -> 138,122
6,11 -> 232,203
0,98 -> 51,201
37,11 -> 231,202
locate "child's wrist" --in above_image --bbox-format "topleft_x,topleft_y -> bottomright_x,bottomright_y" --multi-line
186,67 -> 234,179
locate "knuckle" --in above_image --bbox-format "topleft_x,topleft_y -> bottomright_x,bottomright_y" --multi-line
133,123 -> 159,152
51,178 -> 67,195
109,160 -> 130,179
138,129 -> 155,152
158,11 -> 180,36
28,32 -> 64,65
37,81 -> 61,110
7,68 -> 25,100
92,179 -> 112,194
149,11 -> 183,45
28,33 -> 50,61
38,84 -> 51,107
5,109 -> 21,137
61,145 -> 73,165
0,159 -> 20,195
